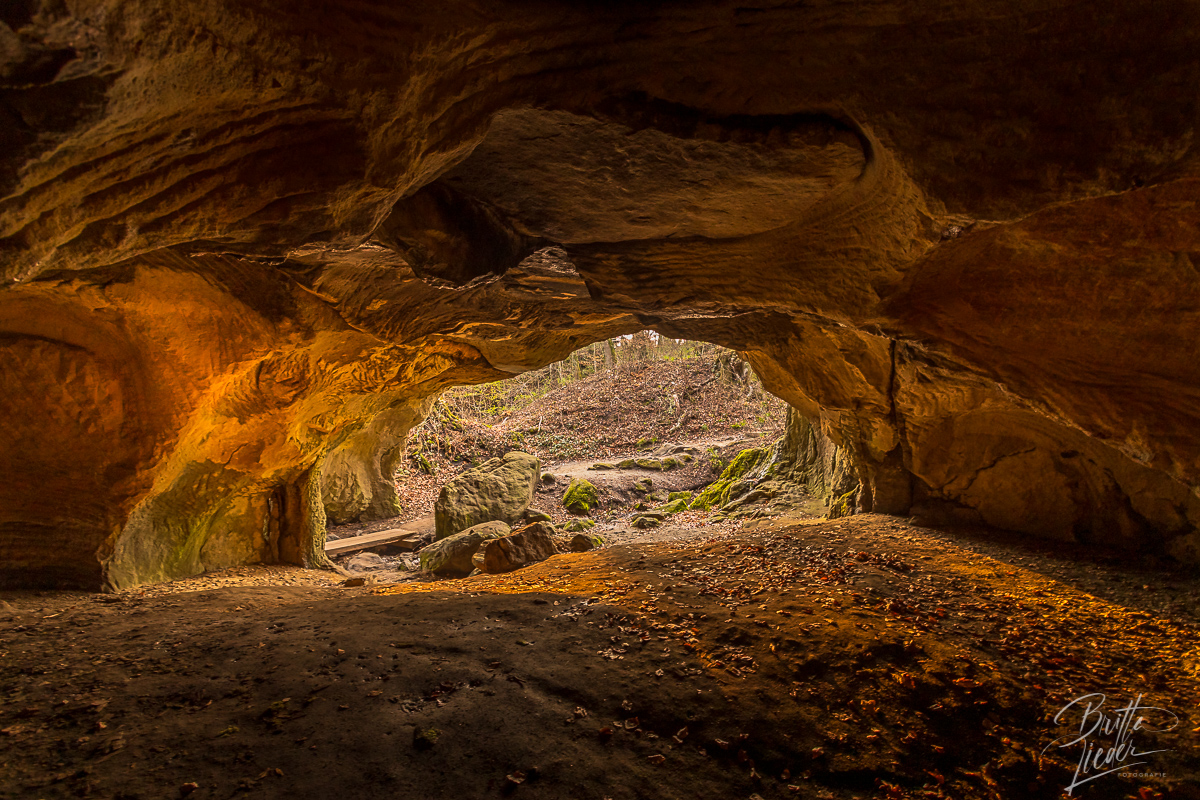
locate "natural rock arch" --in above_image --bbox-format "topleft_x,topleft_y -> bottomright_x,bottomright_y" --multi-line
2,0 -> 1199,588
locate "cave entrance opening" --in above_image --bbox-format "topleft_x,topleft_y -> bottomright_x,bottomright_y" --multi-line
321,334 -> 804,583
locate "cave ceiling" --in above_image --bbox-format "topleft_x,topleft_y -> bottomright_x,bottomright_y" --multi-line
1,0 -> 1199,588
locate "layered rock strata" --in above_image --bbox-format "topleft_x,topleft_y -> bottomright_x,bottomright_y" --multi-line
2,0 -> 1198,587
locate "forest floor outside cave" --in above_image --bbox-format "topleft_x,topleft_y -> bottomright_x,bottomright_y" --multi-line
3,514 -> 1199,800
327,347 -> 793,576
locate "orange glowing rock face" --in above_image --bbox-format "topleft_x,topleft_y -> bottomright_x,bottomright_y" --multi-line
2,1 -> 1200,589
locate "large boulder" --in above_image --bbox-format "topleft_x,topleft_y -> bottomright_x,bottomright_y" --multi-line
419,521 -> 511,576
475,522 -> 558,574
434,452 -> 541,539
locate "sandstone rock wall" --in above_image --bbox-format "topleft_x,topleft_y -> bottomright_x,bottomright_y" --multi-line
2,0 -> 1198,587
319,398 -> 434,525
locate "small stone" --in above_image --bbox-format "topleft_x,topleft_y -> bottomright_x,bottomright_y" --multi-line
342,577 -> 367,587
561,518 -> 595,533
345,552 -> 385,571
569,533 -> 604,552
413,727 -> 440,750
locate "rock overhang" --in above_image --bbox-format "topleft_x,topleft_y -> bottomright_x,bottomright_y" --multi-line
1,0 -> 1198,588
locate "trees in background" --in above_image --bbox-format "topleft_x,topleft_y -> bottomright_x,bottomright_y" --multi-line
444,333 -> 750,419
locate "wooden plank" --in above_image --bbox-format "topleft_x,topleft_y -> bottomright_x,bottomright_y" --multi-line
324,527 -> 421,556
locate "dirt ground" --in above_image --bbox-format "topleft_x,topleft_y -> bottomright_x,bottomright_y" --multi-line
3,515 -> 1198,800
326,434 -> 784,580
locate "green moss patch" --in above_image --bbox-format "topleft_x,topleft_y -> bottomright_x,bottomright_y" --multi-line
828,488 -> 857,519
658,498 -> 689,514
562,478 -> 599,515
689,447 -> 770,511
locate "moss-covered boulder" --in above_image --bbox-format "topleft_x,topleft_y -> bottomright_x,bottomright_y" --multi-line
689,448 -> 771,511
589,462 -> 617,470
561,518 -> 595,532
724,479 -> 752,503
562,478 -> 599,514
419,520 -> 511,575
668,491 -> 694,503
634,477 -> 653,494
434,451 -> 541,539
570,532 -> 605,552
658,498 -> 689,514
634,457 -> 664,470
631,513 -> 664,529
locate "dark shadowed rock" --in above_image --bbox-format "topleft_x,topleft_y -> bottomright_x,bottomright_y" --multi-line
419,521 -> 511,575
570,533 -> 605,552
477,522 -> 558,574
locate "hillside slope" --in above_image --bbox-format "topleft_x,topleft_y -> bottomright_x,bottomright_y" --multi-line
390,352 -> 786,523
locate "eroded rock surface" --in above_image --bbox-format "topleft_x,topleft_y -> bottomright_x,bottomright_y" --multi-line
434,452 -> 540,539
477,521 -> 558,574
418,520 -> 510,576
2,0 -> 1199,587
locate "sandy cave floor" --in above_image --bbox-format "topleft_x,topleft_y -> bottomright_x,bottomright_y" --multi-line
2,515 -> 1199,800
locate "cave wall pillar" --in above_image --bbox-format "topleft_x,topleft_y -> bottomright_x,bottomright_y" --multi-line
276,464 -> 335,570
319,398 -> 436,525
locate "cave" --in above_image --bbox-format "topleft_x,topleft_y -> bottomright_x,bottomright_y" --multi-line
2,2 -> 1199,798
